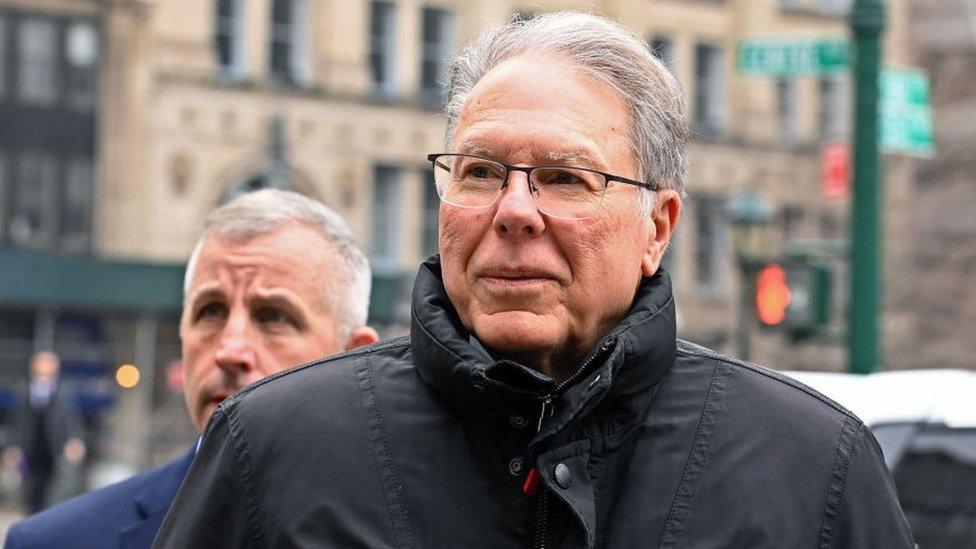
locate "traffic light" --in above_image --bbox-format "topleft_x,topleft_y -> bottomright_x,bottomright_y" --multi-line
756,264 -> 789,326
755,262 -> 832,335
756,263 -> 792,326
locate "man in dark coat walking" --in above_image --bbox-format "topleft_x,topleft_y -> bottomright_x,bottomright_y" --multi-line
155,13 -> 915,548
11,351 -> 85,513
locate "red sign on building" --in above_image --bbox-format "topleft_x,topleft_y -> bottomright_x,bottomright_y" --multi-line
821,143 -> 850,199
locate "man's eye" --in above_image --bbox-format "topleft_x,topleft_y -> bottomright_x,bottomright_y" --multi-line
196,303 -> 226,322
462,163 -> 501,180
538,169 -> 582,186
255,307 -> 293,327
551,171 -> 579,185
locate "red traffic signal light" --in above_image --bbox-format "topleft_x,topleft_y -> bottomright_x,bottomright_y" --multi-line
756,263 -> 792,326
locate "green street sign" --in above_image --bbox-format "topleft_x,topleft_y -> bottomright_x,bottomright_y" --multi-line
737,39 -> 849,76
880,68 -> 934,156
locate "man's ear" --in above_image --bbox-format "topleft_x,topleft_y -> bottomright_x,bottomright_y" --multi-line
344,326 -> 380,351
641,189 -> 682,277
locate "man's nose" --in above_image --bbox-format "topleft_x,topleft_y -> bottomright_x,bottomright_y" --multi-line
214,311 -> 258,379
493,171 -> 546,236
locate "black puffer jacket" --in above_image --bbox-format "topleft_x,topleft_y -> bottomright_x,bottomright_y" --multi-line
154,258 -> 914,548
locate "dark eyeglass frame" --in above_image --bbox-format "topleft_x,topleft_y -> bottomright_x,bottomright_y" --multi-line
426,153 -> 661,193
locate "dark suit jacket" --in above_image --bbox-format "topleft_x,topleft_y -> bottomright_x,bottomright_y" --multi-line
14,382 -> 83,463
4,448 -> 194,549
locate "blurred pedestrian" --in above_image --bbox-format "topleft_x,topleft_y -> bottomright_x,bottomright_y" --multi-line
5,189 -> 378,548
5,350 -> 86,514
156,12 -> 914,548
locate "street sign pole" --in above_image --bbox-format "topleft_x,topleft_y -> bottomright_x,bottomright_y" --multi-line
849,0 -> 885,374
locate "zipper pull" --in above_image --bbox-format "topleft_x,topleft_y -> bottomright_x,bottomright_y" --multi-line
536,394 -> 553,433
524,394 -> 554,496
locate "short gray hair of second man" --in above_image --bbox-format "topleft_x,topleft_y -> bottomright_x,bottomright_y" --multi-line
443,11 -> 689,216
183,189 -> 371,344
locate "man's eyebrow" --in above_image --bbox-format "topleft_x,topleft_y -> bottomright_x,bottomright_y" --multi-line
454,145 -> 601,167
250,286 -> 319,313
456,144 -> 495,157
249,291 -> 311,327
187,286 -> 224,308
250,291 -> 305,311
544,150 -> 602,167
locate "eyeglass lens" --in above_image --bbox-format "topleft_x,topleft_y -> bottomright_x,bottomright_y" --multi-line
431,155 -> 607,220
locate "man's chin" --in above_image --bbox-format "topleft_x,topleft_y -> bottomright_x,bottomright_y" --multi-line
471,310 -> 564,357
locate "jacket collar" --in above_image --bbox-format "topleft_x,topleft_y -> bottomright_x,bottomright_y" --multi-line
410,256 -> 677,435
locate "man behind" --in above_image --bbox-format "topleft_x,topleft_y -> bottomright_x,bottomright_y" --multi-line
156,13 -> 914,548
8,351 -> 86,513
5,189 -> 378,548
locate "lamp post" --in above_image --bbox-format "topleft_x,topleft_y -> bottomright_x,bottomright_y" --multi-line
849,0 -> 886,374
728,191 -> 774,361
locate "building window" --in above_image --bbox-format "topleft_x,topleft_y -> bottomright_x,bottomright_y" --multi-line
421,169 -> 439,257
780,0 -> 851,15
65,21 -> 98,111
10,150 -> 58,248
777,77 -> 799,145
649,35 -> 675,70
0,15 -> 8,100
693,43 -> 724,139
693,195 -> 727,291
819,211 -> 841,238
819,75 -> 848,140
781,204 -> 806,240
420,6 -> 454,106
818,0 -> 851,16
370,1 -> 397,95
215,0 -> 245,79
17,18 -> 59,106
61,156 -> 92,252
371,165 -> 402,269
0,151 -> 7,241
269,0 -> 307,85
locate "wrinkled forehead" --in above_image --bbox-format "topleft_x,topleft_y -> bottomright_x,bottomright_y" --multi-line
452,55 -> 634,171
186,231 -> 333,305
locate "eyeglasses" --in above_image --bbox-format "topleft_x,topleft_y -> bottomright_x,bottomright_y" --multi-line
427,153 -> 659,220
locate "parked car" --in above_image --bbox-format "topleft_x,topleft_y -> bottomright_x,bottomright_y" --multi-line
785,369 -> 976,549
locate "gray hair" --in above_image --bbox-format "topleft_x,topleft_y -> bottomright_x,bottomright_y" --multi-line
444,12 -> 689,216
184,189 -> 370,343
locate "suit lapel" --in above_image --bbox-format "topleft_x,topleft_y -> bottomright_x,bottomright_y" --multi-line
119,507 -> 172,549
119,448 -> 195,549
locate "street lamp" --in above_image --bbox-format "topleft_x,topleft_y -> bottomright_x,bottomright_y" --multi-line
727,190 -> 774,361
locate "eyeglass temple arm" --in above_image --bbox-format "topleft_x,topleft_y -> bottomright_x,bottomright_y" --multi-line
428,155 -> 451,171
609,175 -> 660,192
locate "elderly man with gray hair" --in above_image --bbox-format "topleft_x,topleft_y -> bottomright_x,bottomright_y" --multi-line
6,189 -> 377,549
156,13 -> 913,548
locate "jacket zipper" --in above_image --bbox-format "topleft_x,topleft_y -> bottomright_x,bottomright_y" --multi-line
550,337 -> 615,399
533,488 -> 550,549
534,336 -> 615,438
529,337 -> 615,548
